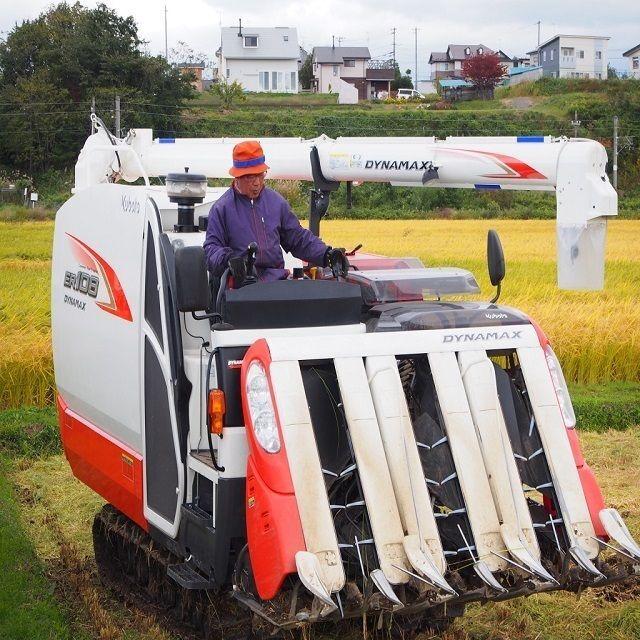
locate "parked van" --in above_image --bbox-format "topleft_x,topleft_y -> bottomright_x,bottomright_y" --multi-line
397,88 -> 425,100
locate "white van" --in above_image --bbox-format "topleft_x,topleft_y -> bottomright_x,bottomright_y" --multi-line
397,88 -> 425,100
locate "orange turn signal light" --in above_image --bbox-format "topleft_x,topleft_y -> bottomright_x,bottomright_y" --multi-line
208,389 -> 226,435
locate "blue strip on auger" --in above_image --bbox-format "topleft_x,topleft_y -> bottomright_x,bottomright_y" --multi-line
475,184 -> 501,190
517,136 -> 544,143
158,138 -> 176,143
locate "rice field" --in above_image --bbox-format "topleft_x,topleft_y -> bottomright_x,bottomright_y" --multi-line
1,219 -> 640,408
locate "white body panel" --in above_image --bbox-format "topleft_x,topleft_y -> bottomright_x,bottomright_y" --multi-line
52,183 -> 147,452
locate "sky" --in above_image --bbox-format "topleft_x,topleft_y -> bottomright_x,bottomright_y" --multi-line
0,0 -> 638,77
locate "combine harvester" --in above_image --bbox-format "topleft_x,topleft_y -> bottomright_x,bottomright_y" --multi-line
53,117 -> 639,636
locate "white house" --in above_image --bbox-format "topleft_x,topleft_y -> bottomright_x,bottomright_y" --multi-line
312,46 -> 371,98
623,44 -> 640,79
533,35 -> 610,79
217,25 -> 300,92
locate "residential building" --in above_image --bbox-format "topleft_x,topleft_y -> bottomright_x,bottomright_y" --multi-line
428,44 -> 495,80
531,35 -> 610,79
623,44 -> 640,79
177,62 -> 205,92
217,25 -> 300,92
311,46 -> 393,100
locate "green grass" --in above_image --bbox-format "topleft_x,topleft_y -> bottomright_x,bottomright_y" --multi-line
190,91 -> 339,108
0,456 -> 74,640
0,406 -> 61,457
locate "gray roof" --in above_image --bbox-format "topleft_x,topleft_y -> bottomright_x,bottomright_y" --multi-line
220,26 -> 299,59
623,43 -> 640,57
313,46 -> 371,64
429,52 -> 448,63
447,44 -> 494,59
537,34 -> 610,50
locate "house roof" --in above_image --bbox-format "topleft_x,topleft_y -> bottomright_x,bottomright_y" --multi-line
429,44 -> 494,64
508,65 -> 541,76
220,26 -> 299,59
439,78 -> 472,88
496,49 -> 514,61
536,34 -> 611,50
313,46 -> 371,64
447,44 -> 494,60
623,43 -> 640,57
429,52 -> 448,63
177,62 -> 205,69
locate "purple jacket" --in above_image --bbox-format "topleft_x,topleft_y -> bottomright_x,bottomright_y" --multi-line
203,186 -> 328,281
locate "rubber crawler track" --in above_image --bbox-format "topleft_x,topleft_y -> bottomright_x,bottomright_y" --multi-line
93,504 -> 254,639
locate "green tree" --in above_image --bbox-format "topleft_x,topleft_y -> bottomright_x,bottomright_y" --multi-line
299,54 -> 313,90
208,80 -> 246,111
391,64 -> 413,90
0,2 -> 194,174
607,64 -> 618,79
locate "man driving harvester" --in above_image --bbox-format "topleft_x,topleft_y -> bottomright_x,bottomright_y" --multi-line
204,140 -> 349,283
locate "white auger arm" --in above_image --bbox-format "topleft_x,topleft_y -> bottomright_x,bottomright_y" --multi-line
74,124 -> 617,291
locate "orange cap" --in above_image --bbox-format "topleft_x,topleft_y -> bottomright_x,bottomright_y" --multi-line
229,140 -> 269,177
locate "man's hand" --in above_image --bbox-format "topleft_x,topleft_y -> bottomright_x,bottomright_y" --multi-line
325,247 -> 350,279
228,256 -> 247,287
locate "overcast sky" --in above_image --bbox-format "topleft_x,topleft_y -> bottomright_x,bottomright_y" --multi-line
1,0 -> 637,76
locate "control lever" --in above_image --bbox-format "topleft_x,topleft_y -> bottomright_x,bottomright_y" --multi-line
244,242 -> 258,286
346,244 -> 362,256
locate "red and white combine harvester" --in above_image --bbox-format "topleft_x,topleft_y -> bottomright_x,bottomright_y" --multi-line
52,117 -> 638,636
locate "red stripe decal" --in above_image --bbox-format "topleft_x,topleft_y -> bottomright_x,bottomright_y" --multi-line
442,148 -> 546,180
66,233 -> 133,322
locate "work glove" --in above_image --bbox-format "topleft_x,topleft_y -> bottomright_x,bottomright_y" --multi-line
228,256 -> 247,288
325,247 -> 350,279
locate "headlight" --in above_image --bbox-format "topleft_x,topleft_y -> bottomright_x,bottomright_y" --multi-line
544,344 -> 576,428
245,360 -> 281,453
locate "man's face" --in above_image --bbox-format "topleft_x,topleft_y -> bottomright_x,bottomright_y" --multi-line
235,172 -> 266,200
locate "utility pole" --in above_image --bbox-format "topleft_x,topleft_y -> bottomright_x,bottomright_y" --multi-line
414,27 -> 418,89
536,20 -> 541,47
391,27 -> 396,67
332,35 -> 335,49
613,115 -> 619,190
164,4 -> 168,60
115,95 -> 121,139
571,110 -> 581,138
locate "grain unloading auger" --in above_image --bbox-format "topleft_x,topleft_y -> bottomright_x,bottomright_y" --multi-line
53,121 -> 638,636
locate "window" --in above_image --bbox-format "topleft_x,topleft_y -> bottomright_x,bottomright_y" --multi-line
478,47 -> 483,54
595,51 -> 602,60
562,47 -> 574,56
290,71 -> 297,90
226,68 -> 230,78
283,35 -> 289,41
259,71 -> 270,91
244,35 -> 258,48
543,51 -> 546,62
550,49 -> 554,61
633,57 -> 639,69
578,50 -> 584,59
333,64 -> 339,76
285,72 -> 291,92
344,59 -> 356,67
271,71 -> 278,90
465,47 -> 470,55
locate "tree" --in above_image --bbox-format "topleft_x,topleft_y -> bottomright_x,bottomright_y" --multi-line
391,64 -> 413,91
607,64 -> 618,79
209,80 -> 246,111
0,2 -> 194,174
299,54 -> 313,90
461,52 -> 506,94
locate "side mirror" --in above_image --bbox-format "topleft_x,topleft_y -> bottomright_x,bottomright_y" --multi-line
487,230 -> 505,303
175,246 -> 210,313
